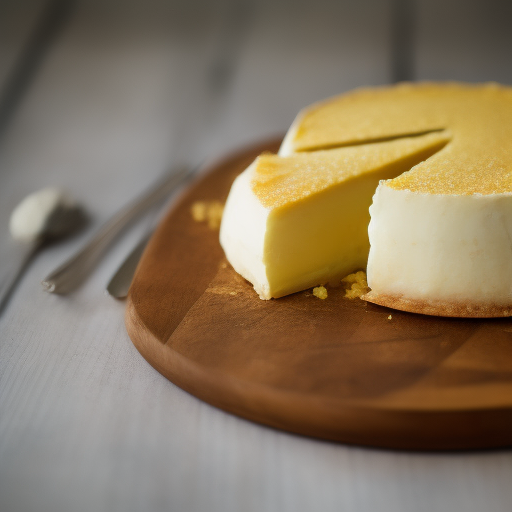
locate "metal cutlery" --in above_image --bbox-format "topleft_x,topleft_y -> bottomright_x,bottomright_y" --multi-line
105,230 -> 153,299
1,194 -> 86,313
41,166 -> 192,294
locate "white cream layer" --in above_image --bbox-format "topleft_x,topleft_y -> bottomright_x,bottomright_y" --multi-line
367,183 -> 512,304
219,162 -> 272,299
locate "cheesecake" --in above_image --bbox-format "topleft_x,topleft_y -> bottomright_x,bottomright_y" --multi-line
220,130 -> 449,299
220,83 -> 512,317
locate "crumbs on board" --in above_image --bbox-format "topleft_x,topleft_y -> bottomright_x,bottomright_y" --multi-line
312,285 -> 328,300
191,200 -> 224,229
341,270 -> 369,299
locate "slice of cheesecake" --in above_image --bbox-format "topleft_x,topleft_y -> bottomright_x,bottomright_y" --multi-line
220,131 -> 449,299
221,82 -> 512,317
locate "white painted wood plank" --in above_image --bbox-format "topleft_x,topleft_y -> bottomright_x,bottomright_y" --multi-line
0,0 -> 48,90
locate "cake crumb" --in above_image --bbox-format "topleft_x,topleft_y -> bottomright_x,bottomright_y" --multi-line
341,270 -> 369,299
191,200 -> 224,229
388,314 -> 392,320
313,286 -> 328,300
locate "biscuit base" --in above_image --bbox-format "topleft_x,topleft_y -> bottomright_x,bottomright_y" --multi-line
363,291 -> 512,318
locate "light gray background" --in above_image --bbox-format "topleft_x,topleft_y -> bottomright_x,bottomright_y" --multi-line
1,1 -> 511,511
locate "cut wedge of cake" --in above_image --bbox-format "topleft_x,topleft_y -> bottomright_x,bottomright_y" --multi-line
221,131 -> 449,299
220,82 -> 512,317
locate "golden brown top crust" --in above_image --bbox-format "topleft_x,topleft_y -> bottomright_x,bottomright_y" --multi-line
251,131 -> 450,209
290,82 -> 512,195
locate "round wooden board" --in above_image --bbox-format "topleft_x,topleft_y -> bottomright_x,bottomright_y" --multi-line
126,138 -> 512,450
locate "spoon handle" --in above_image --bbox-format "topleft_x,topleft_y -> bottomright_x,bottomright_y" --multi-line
0,242 -> 39,313
41,166 -> 193,294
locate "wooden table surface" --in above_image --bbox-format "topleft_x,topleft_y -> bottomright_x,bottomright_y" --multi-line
1,1 -> 511,511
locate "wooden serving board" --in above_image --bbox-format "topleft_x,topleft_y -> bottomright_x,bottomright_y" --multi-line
126,138 -> 512,450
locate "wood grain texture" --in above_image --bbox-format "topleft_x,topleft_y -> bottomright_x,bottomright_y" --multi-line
126,138 -> 512,451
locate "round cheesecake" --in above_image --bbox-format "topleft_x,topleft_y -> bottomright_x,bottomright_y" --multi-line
220,82 -> 512,317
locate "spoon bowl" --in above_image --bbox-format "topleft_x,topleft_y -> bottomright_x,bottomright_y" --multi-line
0,188 -> 87,313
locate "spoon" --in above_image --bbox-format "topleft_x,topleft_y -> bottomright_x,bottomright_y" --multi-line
0,187 -> 86,313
